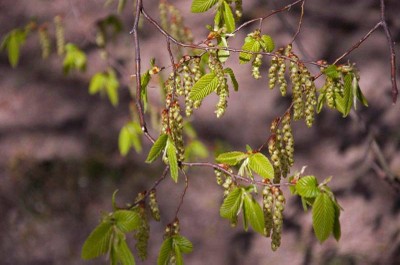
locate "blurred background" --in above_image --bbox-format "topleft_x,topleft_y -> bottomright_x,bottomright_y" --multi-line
0,0 -> 400,264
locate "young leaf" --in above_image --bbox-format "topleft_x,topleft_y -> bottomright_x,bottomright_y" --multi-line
355,84 -> 368,107
216,151 -> 247,165
115,237 -> 136,265
141,71 -> 151,112
217,36 -> 230,63
191,0 -> 218,13
174,244 -> 183,265
239,39 -> 260,64
145,134 -> 168,163
8,32 -> 22,67
1,29 -> 27,67
296,175 -> 320,198
63,43 -> 87,74
114,210 -> 141,233
220,187 -> 243,221
81,221 -> 113,260
224,68 -> 239,91
167,138 -> 179,183
243,193 -> 265,235
157,237 -> 173,265
222,1 -> 235,33
324,65 -> 340,79
260,35 -> 275,52
89,73 -> 106,94
340,73 -> 354,117
106,69 -> 120,106
312,192 -> 335,243
189,73 -> 219,101
248,153 -> 274,179
333,203 -> 341,241
317,89 -> 326,113
173,235 -> 193,254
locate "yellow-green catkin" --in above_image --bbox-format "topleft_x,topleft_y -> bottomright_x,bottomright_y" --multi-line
38,27 -> 51,59
54,16 -> 65,56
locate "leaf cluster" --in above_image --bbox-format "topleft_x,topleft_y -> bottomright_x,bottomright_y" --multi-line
291,175 -> 341,242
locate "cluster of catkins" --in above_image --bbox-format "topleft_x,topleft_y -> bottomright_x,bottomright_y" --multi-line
175,56 -> 202,116
321,65 -> 356,109
133,192 -> 151,260
162,76 -> 185,162
263,184 -> 285,251
269,44 -> 317,127
214,168 -> 236,198
159,1 -> 193,44
268,113 -> 294,184
208,43 -> 230,117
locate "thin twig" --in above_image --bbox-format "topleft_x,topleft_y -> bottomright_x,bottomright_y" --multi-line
174,169 -> 189,218
233,0 -> 304,34
131,0 -> 155,143
379,0 -> 398,103
289,0 -> 305,45
128,166 -> 169,209
183,162 -> 293,187
333,22 -> 382,65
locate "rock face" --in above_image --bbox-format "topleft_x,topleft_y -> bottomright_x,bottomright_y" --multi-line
0,0 -> 399,264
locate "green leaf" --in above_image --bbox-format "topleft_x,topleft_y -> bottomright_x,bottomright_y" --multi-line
119,126 -> 131,156
106,69 -> 119,106
118,123 -> 142,156
63,43 -> 87,74
89,73 -> 106,94
224,68 -> 239,91
324,65 -> 340,79
157,237 -> 173,265
189,72 -> 219,101
173,235 -> 193,254
296,175 -> 320,198
217,36 -> 230,63
174,244 -> 183,265
239,38 -> 260,64
243,192 -> 265,234
355,86 -> 368,107
214,7 -> 222,29
312,192 -> 335,243
8,32 -> 21,67
220,187 -> 243,221
115,237 -> 136,265
334,91 -> 346,115
141,72 -> 151,112
333,203 -> 341,241
81,221 -> 113,260
222,1 -> 235,33
145,134 -> 168,163
340,73 -> 354,117
1,29 -> 27,68
114,210 -> 141,233
353,76 -> 368,107
191,0 -> 219,13
167,138 -> 179,183
216,151 -> 248,165
260,35 -> 275,52
248,153 -> 274,179
130,122 -> 143,153
317,89 -> 326,113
